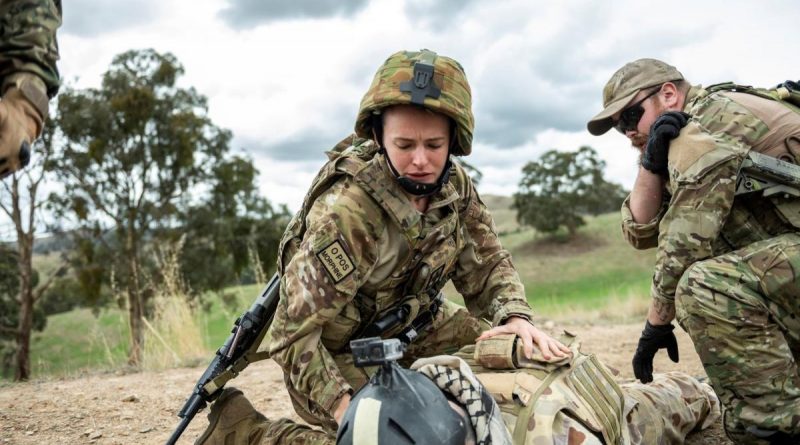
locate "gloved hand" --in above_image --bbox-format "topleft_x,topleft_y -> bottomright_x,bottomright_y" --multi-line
632,320 -> 679,383
775,80 -> 800,92
0,87 -> 43,178
641,111 -> 691,175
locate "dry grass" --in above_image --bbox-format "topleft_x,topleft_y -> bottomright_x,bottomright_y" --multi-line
141,238 -> 206,371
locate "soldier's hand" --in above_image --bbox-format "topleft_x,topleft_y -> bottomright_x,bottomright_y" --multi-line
775,80 -> 800,92
0,88 -> 41,178
632,320 -> 679,383
641,111 -> 690,175
477,316 -> 571,360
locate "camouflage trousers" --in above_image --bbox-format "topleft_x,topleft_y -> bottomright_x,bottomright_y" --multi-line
675,233 -> 800,444
620,373 -> 720,445
264,299 -> 486,445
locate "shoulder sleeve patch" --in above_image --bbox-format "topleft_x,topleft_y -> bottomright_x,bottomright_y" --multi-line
316,240 -> 356,283
668,121 -> 741,187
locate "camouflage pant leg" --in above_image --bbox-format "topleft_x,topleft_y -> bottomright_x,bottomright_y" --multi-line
281,352 -> 373,436
674,234 -> 800,443
622,372 -> 721,445
402,299 -> 488,365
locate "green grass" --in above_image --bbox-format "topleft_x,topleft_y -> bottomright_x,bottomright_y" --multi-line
19,284 -> 266,380
29,308 -> 130,377
17,195 -> 657,379
197,283 -> 264,348
491,204 -> 656,318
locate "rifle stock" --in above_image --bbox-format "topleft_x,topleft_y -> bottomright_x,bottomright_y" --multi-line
166,272 -> 280,445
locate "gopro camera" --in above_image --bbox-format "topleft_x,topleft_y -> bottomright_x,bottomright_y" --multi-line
349,337 -> 405,368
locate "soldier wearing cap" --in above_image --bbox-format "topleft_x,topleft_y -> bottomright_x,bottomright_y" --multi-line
194,49 -> 569,444
0,0 -> 61,178
588,58 -> 800,444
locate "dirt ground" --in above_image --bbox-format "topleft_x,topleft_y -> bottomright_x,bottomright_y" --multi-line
0,322 -> 732,445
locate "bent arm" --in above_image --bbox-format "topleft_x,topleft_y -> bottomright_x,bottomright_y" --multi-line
452,184 -> 534,326
0,0 -> 61,97
268,185 -> 380,418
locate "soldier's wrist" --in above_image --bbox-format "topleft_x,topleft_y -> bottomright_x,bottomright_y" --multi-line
332,392 -> 352,424
2,73 -> 49,122
498,312 -> 532,326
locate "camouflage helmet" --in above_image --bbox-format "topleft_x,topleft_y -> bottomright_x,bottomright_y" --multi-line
355,49 -> 474,156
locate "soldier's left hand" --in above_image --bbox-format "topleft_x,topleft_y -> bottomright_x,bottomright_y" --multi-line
476,316 -> 571,360
632,320 -> 679,383
641,111 -> 691,174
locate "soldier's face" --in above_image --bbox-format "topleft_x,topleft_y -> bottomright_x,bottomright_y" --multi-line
382,105 -> 450,184
614,87 -> 665,151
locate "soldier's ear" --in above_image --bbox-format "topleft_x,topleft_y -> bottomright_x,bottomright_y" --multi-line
661,82 -> 681,110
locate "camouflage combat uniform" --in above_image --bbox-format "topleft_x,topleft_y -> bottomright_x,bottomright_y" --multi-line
199,48 -> 534,445
263,136 -> 534,442
0,0 -> 61,104
622,85 -> 800,443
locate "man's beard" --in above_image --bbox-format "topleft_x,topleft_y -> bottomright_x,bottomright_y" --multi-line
630,133 -> 649,150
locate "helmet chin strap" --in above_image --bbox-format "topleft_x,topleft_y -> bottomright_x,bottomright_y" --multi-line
383,150 -> 452,197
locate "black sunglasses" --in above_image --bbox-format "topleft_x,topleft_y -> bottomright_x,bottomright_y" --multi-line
614,86 -> 661,134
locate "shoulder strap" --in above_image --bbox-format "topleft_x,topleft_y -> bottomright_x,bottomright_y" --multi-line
705,82 -> 800,114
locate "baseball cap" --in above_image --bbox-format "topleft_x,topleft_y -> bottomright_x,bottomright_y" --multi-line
587,58 -> 684,135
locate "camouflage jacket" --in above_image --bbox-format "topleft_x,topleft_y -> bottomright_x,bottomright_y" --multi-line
266,136 -> 534,414
0,0 -> 61,98
622,85 -> 800,303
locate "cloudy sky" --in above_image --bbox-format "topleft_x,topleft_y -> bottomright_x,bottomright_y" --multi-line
58,0 -> 800,211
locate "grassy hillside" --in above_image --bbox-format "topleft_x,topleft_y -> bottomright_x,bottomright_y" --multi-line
469,194 -> 656,318
18,196 -> 656,379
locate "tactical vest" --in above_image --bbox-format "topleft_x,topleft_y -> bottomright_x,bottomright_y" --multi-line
455,333 -> 627,445
688,83 -> 800,251
277,135 -> 472,348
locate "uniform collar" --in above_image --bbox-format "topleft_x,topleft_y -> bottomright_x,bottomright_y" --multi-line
683,84 -> 705,110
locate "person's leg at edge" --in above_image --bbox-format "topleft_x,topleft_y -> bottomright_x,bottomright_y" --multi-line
675,235 -> 800,444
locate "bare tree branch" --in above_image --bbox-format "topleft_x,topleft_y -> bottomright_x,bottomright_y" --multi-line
32,265 -> 68,303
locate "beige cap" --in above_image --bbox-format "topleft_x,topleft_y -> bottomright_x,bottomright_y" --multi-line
587,58 -> 684,135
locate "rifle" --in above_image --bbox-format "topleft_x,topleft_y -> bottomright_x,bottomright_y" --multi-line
736,151 -> 800,198
166,272 -> 280,445
166,274 -> 442,444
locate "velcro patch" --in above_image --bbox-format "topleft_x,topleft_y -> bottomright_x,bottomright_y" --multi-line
316,240 -> 355,283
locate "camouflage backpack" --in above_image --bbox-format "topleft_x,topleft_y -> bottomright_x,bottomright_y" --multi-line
455,333 -> 627,445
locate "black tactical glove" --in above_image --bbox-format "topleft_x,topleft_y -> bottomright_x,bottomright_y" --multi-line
641,111 -> 691,175
775,80 -> 800,92
632,320 -> 679,383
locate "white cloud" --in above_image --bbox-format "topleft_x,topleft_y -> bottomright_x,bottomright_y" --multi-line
53,0 -> 800,213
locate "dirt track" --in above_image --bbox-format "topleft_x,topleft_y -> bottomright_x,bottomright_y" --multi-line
0,322 -> 731,444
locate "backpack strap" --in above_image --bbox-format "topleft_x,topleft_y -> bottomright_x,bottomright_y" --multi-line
705,82 -> 800,113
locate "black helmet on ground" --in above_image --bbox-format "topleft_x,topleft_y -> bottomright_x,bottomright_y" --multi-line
336,338 -> 468,445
